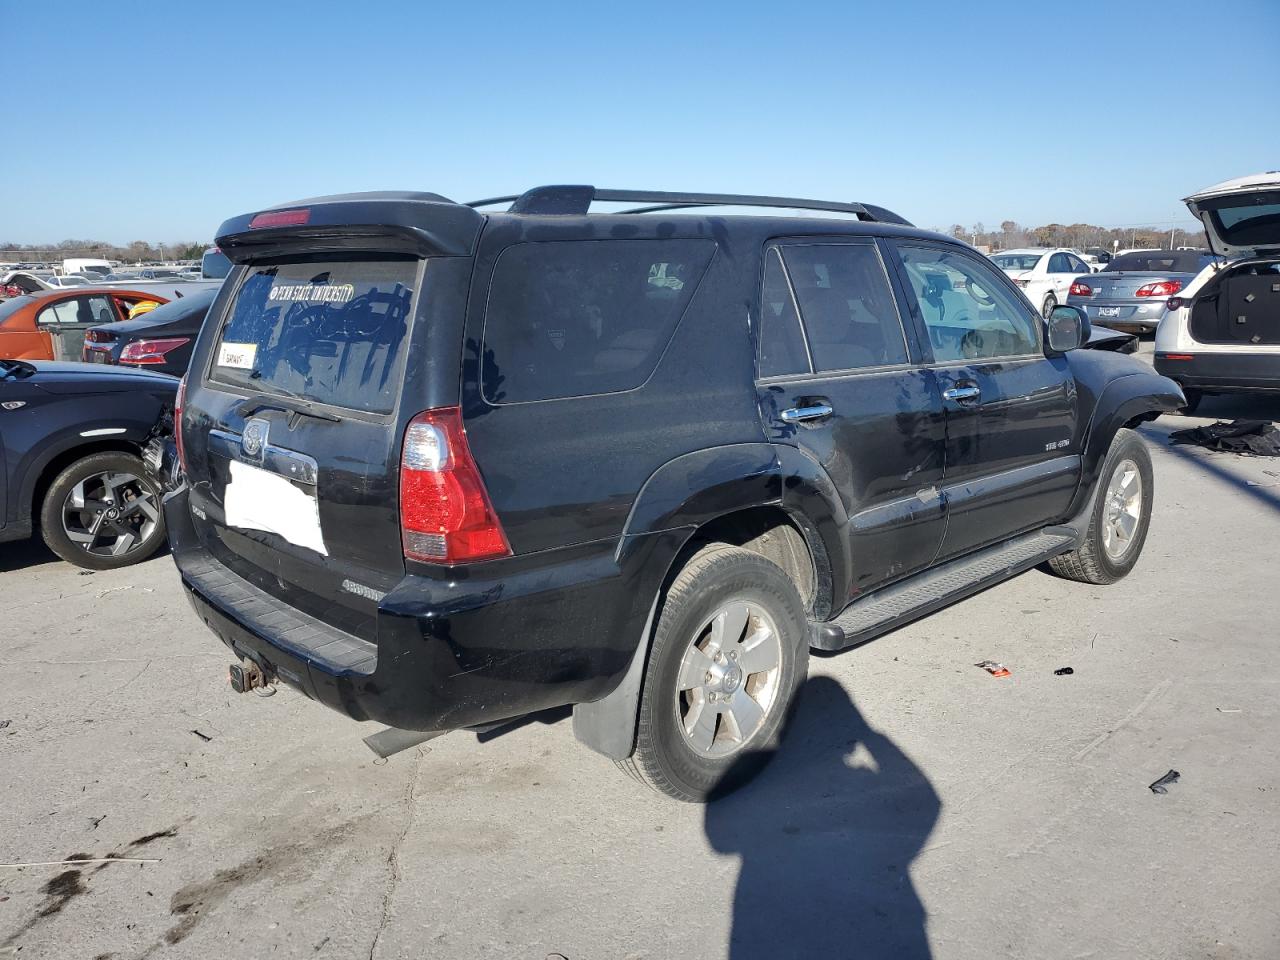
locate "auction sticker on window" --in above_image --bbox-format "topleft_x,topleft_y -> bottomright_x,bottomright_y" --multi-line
217,342 -> 257,369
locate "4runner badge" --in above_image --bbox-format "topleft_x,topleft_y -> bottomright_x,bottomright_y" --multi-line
242,418 -> 270,461
548,329 -> 565,351
1044,439 -> 1070,452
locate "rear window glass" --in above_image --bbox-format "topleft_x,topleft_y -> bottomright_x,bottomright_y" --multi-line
481,239 -> 715,404
1106,251 -> 1215,272
210,259 -> 417,414
1211,196 -> 1280,247
202,249 -> 232,279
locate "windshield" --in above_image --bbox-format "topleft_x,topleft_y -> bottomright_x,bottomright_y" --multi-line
991,253 -> 1042,271
208,258 -> 417,414
80,265 -> 111,276
202,249 -> 232,279
0,294 -> 36,322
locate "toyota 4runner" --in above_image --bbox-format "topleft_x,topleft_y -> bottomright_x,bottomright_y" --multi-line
167,186 -> 1183,801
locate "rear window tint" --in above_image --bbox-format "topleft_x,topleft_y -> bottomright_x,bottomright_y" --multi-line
210,259 -> 416,414
481,239 -> 715,404
758,249 -> 810,377
1107,251 -> 1216,272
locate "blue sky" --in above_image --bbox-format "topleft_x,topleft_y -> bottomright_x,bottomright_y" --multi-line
5,0 -> 1278,243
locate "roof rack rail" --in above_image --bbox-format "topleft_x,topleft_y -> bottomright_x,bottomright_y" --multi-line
466,185 -> 912,226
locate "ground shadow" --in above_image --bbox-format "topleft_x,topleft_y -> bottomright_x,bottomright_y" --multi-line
705,675 -> 939,960
0,535 -> 172,574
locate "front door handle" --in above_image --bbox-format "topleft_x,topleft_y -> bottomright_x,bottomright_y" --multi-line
942,384 -> 981,403
780,402 -> 834,423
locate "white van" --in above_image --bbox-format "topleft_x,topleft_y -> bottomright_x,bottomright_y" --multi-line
1154,172 -> 1280,412
61,257 -> 113,279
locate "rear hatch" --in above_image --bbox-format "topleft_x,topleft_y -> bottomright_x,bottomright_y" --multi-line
184,257 -> 420,639
1185,172 -> 1280,257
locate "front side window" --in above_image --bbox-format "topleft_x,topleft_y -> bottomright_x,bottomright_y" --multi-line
757,248 -> 809,378
481,239 -> 715,404
210,258 -> 417,414
780,243 -> 908,372
898,245 -> 1040,363
37,296 -> 113,325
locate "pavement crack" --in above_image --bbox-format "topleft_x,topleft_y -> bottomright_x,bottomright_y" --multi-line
368,749 -> 424,960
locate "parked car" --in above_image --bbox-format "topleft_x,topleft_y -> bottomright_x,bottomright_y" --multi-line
0,287 -> 168,360
0,358 -> 176,568
990,248 -> 1094,317
43,275 -> 93,288
1156,172 -> 1280,412
83,286 -> 215,374
1066,249 -> 1222,334
168,186 -> 1182,801
1,270 -> 52,299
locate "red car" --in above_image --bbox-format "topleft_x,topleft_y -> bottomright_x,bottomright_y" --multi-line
0,287 -> 167,360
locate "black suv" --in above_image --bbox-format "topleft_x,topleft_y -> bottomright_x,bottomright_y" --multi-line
168,186 -> 1183,801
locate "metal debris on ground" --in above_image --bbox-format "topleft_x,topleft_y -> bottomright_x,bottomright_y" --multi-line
1169,420 -> 1280,456
1149,769 -> 1181,794
1054,667 -> 1074,675
974,660 -> 1011,678
189,729 -> 213,742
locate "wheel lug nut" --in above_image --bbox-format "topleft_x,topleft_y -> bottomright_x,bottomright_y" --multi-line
730,651 -> 738,661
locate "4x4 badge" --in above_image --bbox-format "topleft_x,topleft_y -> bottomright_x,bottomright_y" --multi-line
242,418 -> 269,461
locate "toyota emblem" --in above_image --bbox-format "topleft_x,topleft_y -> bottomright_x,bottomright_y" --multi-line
242,418 -> 269,460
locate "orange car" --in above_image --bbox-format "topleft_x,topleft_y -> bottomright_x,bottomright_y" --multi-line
0,288 -> 168,360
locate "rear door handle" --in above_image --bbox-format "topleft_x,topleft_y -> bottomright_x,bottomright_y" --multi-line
780,402 -> 834,423
942,384 -> 981,403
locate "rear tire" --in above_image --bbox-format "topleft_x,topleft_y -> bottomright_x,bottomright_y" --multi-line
1042,293 -> 1058,318
1048,428 -> 1153,585
618,545 -> 809,802
40,451 -> 166,570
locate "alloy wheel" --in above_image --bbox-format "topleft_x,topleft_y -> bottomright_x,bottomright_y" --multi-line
61,471 -> 160,558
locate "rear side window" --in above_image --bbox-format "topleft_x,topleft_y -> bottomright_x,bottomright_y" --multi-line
38,296 -> 114,325
481,239 -> 714,404
780,243 -> 908,372
210,259 -> 417,414
758,249 -> 810,378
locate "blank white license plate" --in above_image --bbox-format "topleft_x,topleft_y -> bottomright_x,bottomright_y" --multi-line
223,459 -> 327,555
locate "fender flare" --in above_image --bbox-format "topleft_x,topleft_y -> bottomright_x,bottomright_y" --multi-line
15,418 -> 154,525
1068,371 -> 1184,516
572,442 -> 848,759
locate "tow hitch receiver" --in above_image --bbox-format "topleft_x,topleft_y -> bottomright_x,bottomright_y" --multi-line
229,660 -> 272,694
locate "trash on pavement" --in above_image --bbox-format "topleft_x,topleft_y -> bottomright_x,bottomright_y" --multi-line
1169,420 -> 1280,456
1054,667 -> 1074,675
974,660 -> 1011,678
1148,769 -> 1181,794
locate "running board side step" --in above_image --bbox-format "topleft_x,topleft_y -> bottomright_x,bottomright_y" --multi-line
811,529 -> 1077,652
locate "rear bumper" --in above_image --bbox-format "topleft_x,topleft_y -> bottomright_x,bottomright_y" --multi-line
1154,351 -> 1280,392
1069,299 -> 1167,332
165,487 -> 643,731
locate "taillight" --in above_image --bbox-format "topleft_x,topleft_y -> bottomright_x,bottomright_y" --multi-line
1166,297 -> 1184,310
400,407 -> 510,564
1013,278 -> 1029,288
1069,281 -> 1093,296
174,375 -> 187,474
1135,280 -> 1183,298
119,337 -> 190,365
249,208 -> 310,229
85,329 -> 117,343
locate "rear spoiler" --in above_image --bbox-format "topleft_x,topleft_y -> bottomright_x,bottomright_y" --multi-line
215,192 -> 484,262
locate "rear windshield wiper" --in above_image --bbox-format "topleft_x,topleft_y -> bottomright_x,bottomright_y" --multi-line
236,394 -> 340,423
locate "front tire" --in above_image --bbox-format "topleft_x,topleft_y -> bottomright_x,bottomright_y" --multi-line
40,451 -> 166,570
1048,428 -> 1153,585
618,545 -> 809,802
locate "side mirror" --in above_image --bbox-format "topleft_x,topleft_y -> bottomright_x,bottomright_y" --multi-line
1047,304 -> 1090,353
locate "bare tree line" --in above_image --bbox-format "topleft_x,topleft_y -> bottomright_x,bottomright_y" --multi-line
941,221 -> 1208,252
0,239 -> 209,263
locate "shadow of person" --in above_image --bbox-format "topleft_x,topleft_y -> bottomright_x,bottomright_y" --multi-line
705,675 -> 940,960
